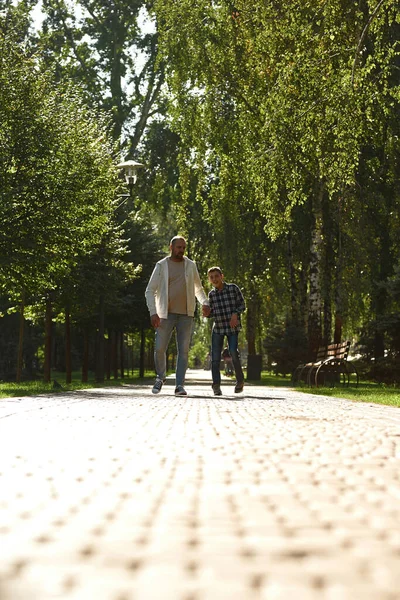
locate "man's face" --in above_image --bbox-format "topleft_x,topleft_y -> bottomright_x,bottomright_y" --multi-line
170,239 -> 186,260
208,270 -> 224,289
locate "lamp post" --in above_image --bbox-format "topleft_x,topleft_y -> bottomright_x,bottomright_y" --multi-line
116,159 -> 145,378
95,159 -> 144,383
117,159 -> 145,197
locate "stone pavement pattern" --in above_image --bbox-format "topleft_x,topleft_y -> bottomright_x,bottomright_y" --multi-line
0,370 -> 400,600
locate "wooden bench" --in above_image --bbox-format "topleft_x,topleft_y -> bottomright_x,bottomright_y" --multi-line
292,345 -> 327,385
313,340 -> 359,387
293,341 -> 359,387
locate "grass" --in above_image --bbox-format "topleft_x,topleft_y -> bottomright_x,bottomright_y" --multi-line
254,371 -> 400,408
295,381 -> 400,407
0,370 -> 155,399
2,369 -> 400,408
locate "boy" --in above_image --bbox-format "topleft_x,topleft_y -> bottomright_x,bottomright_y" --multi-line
204,267 -> 245,395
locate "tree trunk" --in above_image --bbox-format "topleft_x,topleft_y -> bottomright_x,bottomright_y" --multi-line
373,214 -> 392,361
308,182 -> 324,355
148,341 -> 154,371
246,285 -> 262,380
322,193 -> 334,345
65,305 -> 72,384
44,295 -> 52,383
106,331 -> 111,380
246,294 -> 257,355
287,231 -> 298,326
111,330 -> 118,380
374,330 -> 385,361
95,293 -> 105,382
373,279 -> 387,361
334,202 -> 344,343
299,263 -> 308,335
82,329 -> 89,383
109,12 -> 124,142
120,331 -> 124,379
371,123 -> 392,361
139,326 -> 145,378
128,54 -> 165,154
16,290 -> 25,383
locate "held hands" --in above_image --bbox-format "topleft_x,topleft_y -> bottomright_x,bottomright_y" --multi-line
202,304 -> 211,317
230,313 -> 238,328
150,314 -> 161,328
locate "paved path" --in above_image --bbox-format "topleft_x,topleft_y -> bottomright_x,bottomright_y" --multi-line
1,370 -> 400,600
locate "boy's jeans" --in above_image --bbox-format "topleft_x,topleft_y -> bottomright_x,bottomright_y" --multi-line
154,314 -> 194,387
211,331 -> 244,386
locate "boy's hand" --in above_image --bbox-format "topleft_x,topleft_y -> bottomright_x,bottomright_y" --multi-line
202,305 -> 211,317
230,313 -> 238,328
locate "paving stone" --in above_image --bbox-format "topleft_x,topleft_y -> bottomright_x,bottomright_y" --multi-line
0,369 -> 399,599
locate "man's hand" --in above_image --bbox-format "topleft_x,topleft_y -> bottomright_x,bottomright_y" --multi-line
229,313 -> 238,328
202,304 -> 211,317
150,314 -> 161,328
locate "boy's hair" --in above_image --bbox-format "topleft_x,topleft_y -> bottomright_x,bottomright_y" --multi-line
170,235 -> 186,246
207,266 -> 223,276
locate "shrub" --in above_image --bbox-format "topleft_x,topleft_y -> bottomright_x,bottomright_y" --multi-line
264,324 -> 309,377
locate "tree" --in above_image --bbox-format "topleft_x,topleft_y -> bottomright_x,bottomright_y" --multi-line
0,20 -> 125,381
34,0 -> 164,150
153,0 -> 400,364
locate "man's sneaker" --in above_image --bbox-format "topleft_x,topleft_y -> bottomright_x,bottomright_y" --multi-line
234,381 -> 244,393
175,385 -> 188,396
212,384 -> 222,396
152,378 -> 164,394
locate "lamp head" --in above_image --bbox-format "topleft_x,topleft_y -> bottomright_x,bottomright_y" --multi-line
117,160 -> 144,187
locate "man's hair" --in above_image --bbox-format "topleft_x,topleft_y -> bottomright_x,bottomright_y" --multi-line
170,235 -> 186,246
207,266 -> 222,275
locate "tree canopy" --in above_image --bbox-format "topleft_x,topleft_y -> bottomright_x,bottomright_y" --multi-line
1,0 -> 399,382
152,0 -> 400,363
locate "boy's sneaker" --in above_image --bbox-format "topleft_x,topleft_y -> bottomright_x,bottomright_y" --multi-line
152,378 -> 164,394
175,385 -> 187,396
234,381 -> 244,393
212,384 -> 222,396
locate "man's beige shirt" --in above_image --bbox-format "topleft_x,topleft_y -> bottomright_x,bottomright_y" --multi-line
167,259 -> 187,314
145,256 -> 209,319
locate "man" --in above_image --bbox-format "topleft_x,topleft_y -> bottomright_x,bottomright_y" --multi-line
206,267 -> 245,395
145,236 -> 210,396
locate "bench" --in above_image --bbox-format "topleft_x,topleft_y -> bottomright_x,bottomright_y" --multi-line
313,340 -> 359,387
292,341 -> 359,387
292,345 -> 327,385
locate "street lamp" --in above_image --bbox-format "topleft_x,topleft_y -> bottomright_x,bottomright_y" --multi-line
117,159 -> 145,196
94,158 -> 145,382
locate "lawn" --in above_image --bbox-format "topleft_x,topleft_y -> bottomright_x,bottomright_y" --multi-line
2,370 -> 400,408
0,370 -> 154,399
255,372 -> 400,408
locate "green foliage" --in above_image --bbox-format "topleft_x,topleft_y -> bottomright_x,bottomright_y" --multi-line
0,18 -> 140,379
188,318 -> 212,368
153,0 -> 400,360
263,323 -> 309,377
2,0 -> 400,380
35,0 -> 164,146
0,26 -> 120,305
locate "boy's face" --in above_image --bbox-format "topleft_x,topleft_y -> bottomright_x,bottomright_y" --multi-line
208,270 -> 224,289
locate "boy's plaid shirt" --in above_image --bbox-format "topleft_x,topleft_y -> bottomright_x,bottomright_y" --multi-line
208,283 -> 246,334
